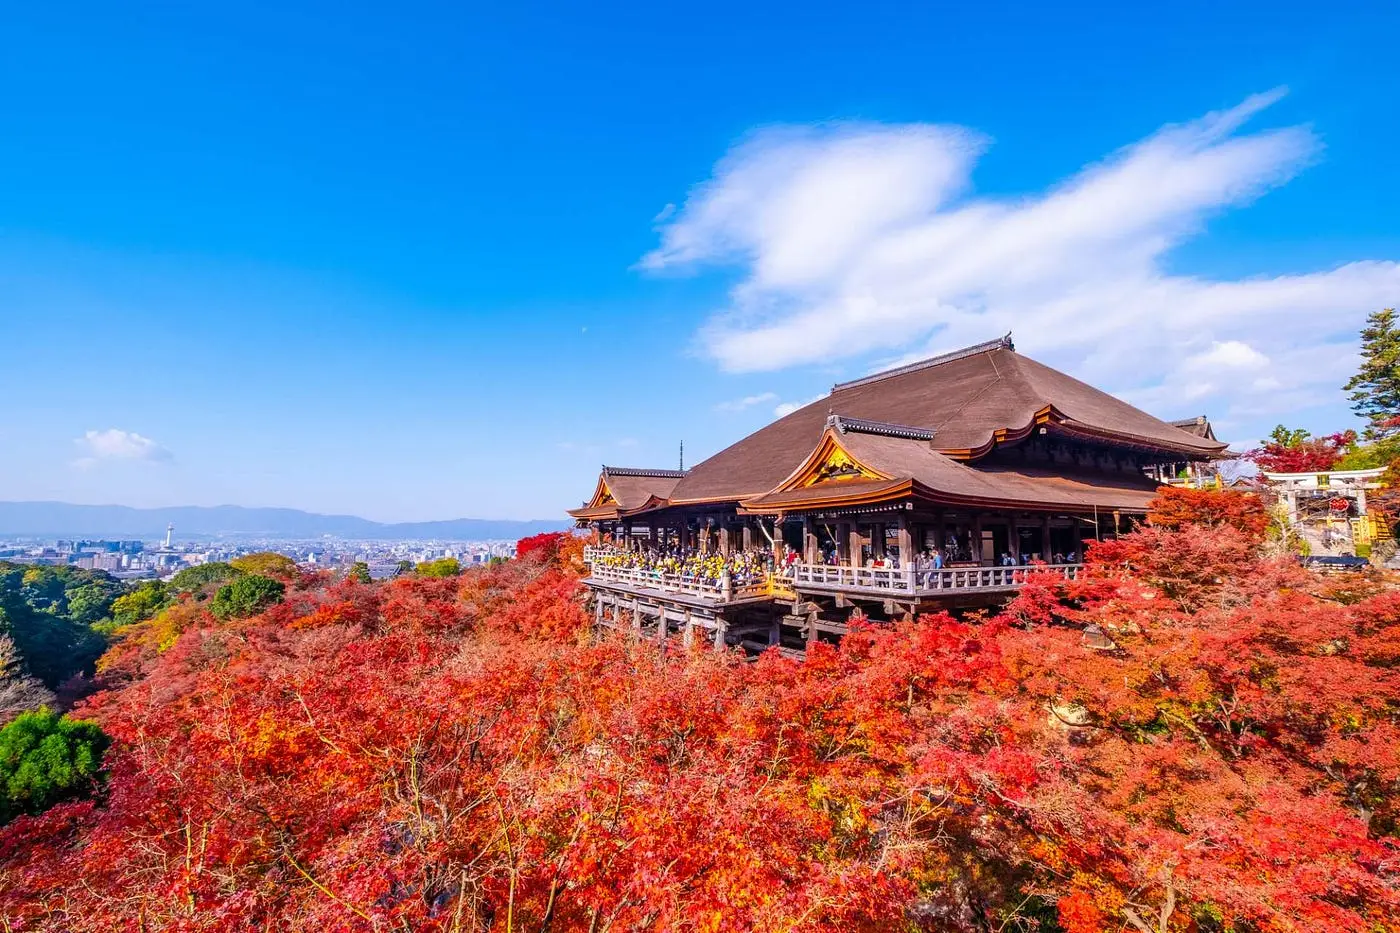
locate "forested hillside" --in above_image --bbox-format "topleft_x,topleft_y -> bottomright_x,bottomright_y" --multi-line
1,496 -> 1398,931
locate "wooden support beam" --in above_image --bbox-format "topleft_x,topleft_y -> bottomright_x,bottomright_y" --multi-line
802,515 -> 818,564
972,513 -> 984,564
896,513 -> 912,562
632,598 -> 642,638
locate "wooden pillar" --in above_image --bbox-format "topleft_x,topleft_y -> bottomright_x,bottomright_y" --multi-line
849,524 -> 863,567
873,522 -> 886,558
741,522 -> 754,551
632,598 -> 642,638
656,606 -> 667,645
972,514 -> 984,564
594,595 -> 603,626
1008,515 -> 1019,562
802,515 -> 818,564
649,523 -> 658,550
683,611 -> 694,649
837,521 -> 851,563
719,523 -> 732,556
713,619 -> 727,653
1042,514 -> 1052,561
896,512 -> 912,563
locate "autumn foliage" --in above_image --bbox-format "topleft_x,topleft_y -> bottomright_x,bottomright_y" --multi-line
1244,425 -> 1356,473
2,509 -> 1398,931
1146,484 -> 1269,539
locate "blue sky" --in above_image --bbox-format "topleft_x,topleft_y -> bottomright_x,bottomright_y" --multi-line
3,2 -> 1397,521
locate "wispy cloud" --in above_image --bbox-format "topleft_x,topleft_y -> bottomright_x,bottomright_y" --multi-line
73,429 -> 173,469
644,90 -> 1400,437
773,395 -> 824,418
714,391 -> 778,412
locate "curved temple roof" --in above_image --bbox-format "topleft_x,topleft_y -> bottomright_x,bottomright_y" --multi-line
567,466 -> 687,521
668,337 -> 1227,506
742,418 -> 1163,514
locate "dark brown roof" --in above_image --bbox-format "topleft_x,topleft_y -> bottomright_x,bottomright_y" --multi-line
670,338 -> 1227,504
743,421 -> 1162,513
1169,416 -> 1218,441
567,467 -> 687,520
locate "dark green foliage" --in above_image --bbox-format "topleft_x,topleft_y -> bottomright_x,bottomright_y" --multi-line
210,575 -> 285,621
0,708 -> 108,823
347,562 -> 372,584
0,563 -> 113,688
0,563 -> 121,621
169,562 -> 243,595
416,557 -> 461,578
1345,307 -> 1400,440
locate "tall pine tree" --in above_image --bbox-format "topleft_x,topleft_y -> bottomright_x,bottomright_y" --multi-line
1344,308 -> 1400,440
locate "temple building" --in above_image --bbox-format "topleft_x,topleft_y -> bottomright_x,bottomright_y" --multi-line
570,336 -> 1229,655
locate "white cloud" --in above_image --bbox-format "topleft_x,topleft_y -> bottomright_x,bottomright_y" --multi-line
714,391 -> 779,412
73,429 -> 173,468
645,90 -> 1400,439
773,395 -> 824,418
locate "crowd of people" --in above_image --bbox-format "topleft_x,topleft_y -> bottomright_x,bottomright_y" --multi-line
592,545 -> 776,588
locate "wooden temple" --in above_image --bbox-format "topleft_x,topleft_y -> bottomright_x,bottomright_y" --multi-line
569,336 -> 1228,655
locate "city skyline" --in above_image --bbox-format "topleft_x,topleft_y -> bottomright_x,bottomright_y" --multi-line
4,3 -> 1398,522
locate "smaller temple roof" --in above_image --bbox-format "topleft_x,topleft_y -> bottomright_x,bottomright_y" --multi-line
567,466 -> 688,521
1169,415 -> 1218,442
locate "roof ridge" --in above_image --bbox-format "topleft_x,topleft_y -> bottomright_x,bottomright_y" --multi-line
602,466 -> 688,478
827,413 -> 936,441
831,333 -> 1014,392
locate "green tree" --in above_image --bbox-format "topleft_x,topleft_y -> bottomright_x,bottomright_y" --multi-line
0,708 -> 108,823
108,581 -> 171,627
210,575 -> 286,621
169,562 -> 242,595
347,562 -> 372,584
416,557 -> 461,578
1345,308 -> 1400,440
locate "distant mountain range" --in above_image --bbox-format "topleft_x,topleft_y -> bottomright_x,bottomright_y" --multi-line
0,501 -> 567,541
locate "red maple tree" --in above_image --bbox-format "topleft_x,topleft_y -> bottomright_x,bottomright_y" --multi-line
2,492 -> 1397,931
1245,425 -> 1356,473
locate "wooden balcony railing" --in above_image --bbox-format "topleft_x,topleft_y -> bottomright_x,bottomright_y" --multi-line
787,562 -> 1083,596
584,547 -> 1082,600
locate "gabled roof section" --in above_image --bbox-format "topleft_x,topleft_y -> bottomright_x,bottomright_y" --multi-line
567,466 -> 687,520
742,426 -> 1162,514
668,337 -> 1229,505
1169,416 -> 1218,441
